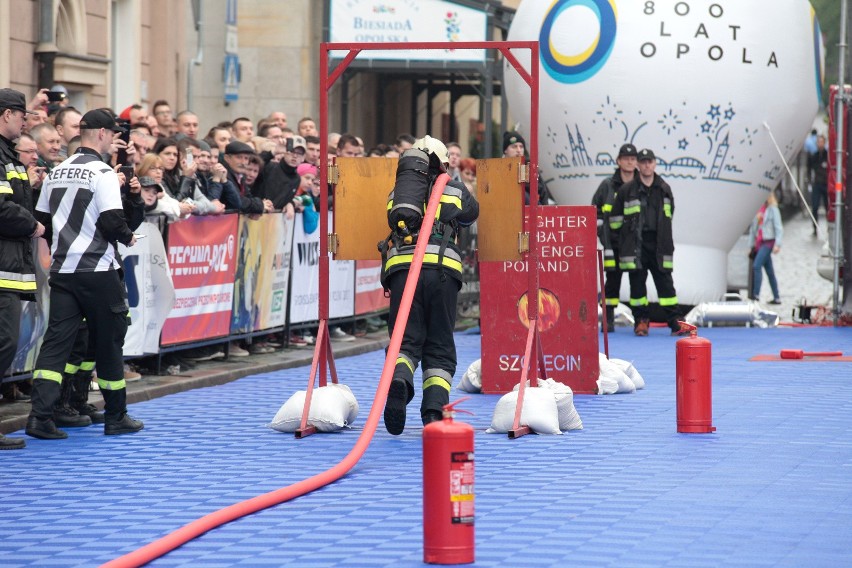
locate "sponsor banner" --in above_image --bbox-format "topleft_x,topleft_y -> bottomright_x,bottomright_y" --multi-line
480,206 -> 600,394
9,239 -> 51,374
231,214 -> 294,333
329,0 -> 487,63
161,215 -> 238,345
119,222 -> 176,356
290,212 -> 355,324
354,260 -> 389,314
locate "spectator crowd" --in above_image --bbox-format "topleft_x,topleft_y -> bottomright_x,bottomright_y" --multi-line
3,86 -> 492,389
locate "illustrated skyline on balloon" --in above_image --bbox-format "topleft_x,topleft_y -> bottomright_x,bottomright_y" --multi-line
505,0 -> 824,305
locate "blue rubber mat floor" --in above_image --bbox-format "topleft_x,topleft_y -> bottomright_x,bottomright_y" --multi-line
2,326 -> 851,567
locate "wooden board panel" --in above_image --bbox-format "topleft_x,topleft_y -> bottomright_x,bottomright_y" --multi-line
476,158 -> 524,261
333,157 -> 397,260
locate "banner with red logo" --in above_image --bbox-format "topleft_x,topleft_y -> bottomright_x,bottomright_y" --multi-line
161,215 -> 238,345
354,260 -> 389,314
480,206 -> 600,394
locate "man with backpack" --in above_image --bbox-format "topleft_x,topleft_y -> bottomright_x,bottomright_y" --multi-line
380,136 -> 479,435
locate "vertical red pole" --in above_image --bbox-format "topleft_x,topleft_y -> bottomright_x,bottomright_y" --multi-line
527,42 -> 540,386
318,44 -> 330,386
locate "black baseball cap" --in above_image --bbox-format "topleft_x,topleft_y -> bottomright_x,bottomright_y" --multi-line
0,88 -> 37,115
617,143 -> 637,158
637,148 -> 656,162
79,109 -> 127,132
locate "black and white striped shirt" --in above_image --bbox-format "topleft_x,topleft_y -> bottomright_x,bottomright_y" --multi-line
36,149 -> 124,273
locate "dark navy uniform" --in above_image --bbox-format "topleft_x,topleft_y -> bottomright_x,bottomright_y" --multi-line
381,143 -> 478,434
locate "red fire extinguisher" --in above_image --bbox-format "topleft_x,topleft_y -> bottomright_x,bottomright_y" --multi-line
423,398 -> 475,565
675,322 -> 716,433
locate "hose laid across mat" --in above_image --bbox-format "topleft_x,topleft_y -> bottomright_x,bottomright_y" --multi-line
102,174 -> 452,568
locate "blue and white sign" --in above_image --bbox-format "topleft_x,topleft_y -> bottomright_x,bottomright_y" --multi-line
329,0 -> 488,63
224,53 -> 240,102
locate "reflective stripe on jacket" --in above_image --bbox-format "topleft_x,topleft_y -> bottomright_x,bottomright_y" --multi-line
610,173 -> 675,272
0,135 -> 38,298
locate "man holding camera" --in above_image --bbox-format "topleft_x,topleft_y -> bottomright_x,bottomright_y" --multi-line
255,135 -> 306,213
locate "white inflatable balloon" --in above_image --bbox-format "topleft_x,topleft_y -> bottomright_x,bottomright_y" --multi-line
505,0 -> 824,304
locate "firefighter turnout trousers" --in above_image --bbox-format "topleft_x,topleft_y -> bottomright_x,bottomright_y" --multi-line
627,236 -> 682,330
30,271 -> 129,421
0,291 -> 23,374
387,269 -> 458,418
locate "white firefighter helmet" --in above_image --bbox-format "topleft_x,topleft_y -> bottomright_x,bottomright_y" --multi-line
412,135 -> 449,166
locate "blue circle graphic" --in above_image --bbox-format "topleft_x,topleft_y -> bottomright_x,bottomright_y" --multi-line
539,0 -> 617,84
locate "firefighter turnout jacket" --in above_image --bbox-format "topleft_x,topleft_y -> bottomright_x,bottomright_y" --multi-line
611,173 -> 675,272
0,133 -> 39,299
591,168 -> 633,271
382,174 -> 478,286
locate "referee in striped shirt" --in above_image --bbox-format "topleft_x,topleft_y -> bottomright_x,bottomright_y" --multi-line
26,109 -> 143,439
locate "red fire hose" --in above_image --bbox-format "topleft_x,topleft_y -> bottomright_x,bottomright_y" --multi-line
101,174 -> 452,568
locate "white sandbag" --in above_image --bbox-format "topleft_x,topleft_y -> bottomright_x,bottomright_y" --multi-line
486,386 -> 561,435
609,358 -> 645,390
325,383 -> 359,425
458,359 -> 482,393
268,384 -> 356,433
598,353 -> 635,394
542,378 -> 583,431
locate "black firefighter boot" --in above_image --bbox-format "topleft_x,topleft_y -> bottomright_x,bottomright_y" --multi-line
71,372 -> 104,424
605,306 -> 616,333
421,380 -> 450,427
53,374 -> 92,427
25,379 -> 68,440
102,388 -> 143,436
384,357 -> 416,436
0,433 -> 26,450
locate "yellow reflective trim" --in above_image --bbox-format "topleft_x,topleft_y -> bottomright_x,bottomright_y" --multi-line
0,186 -> 12,194
439,194 -> 462,209
396,357 -> 414,374
659,296 -> 679,306
423,376 -> 451,392
33,369 -> 63,383
6,171 -> 27,180
603,260 -> 616,268
385,253 -> 462,273
97,378 -> 127,391
80,361 -> 95,371
605,298 -> 620,306
630,297 -> 649,307
64,363 -> 81,374
0,278 -> 37,291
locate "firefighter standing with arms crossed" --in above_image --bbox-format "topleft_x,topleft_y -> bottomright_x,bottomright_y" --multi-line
0,89 -> 44,450
26,109 -> 143,439
592,143 -> 638,332
611,148 -> 686,336
381,135 -> 479,435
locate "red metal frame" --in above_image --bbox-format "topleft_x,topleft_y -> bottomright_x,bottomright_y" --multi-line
303,41 -> 540,439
